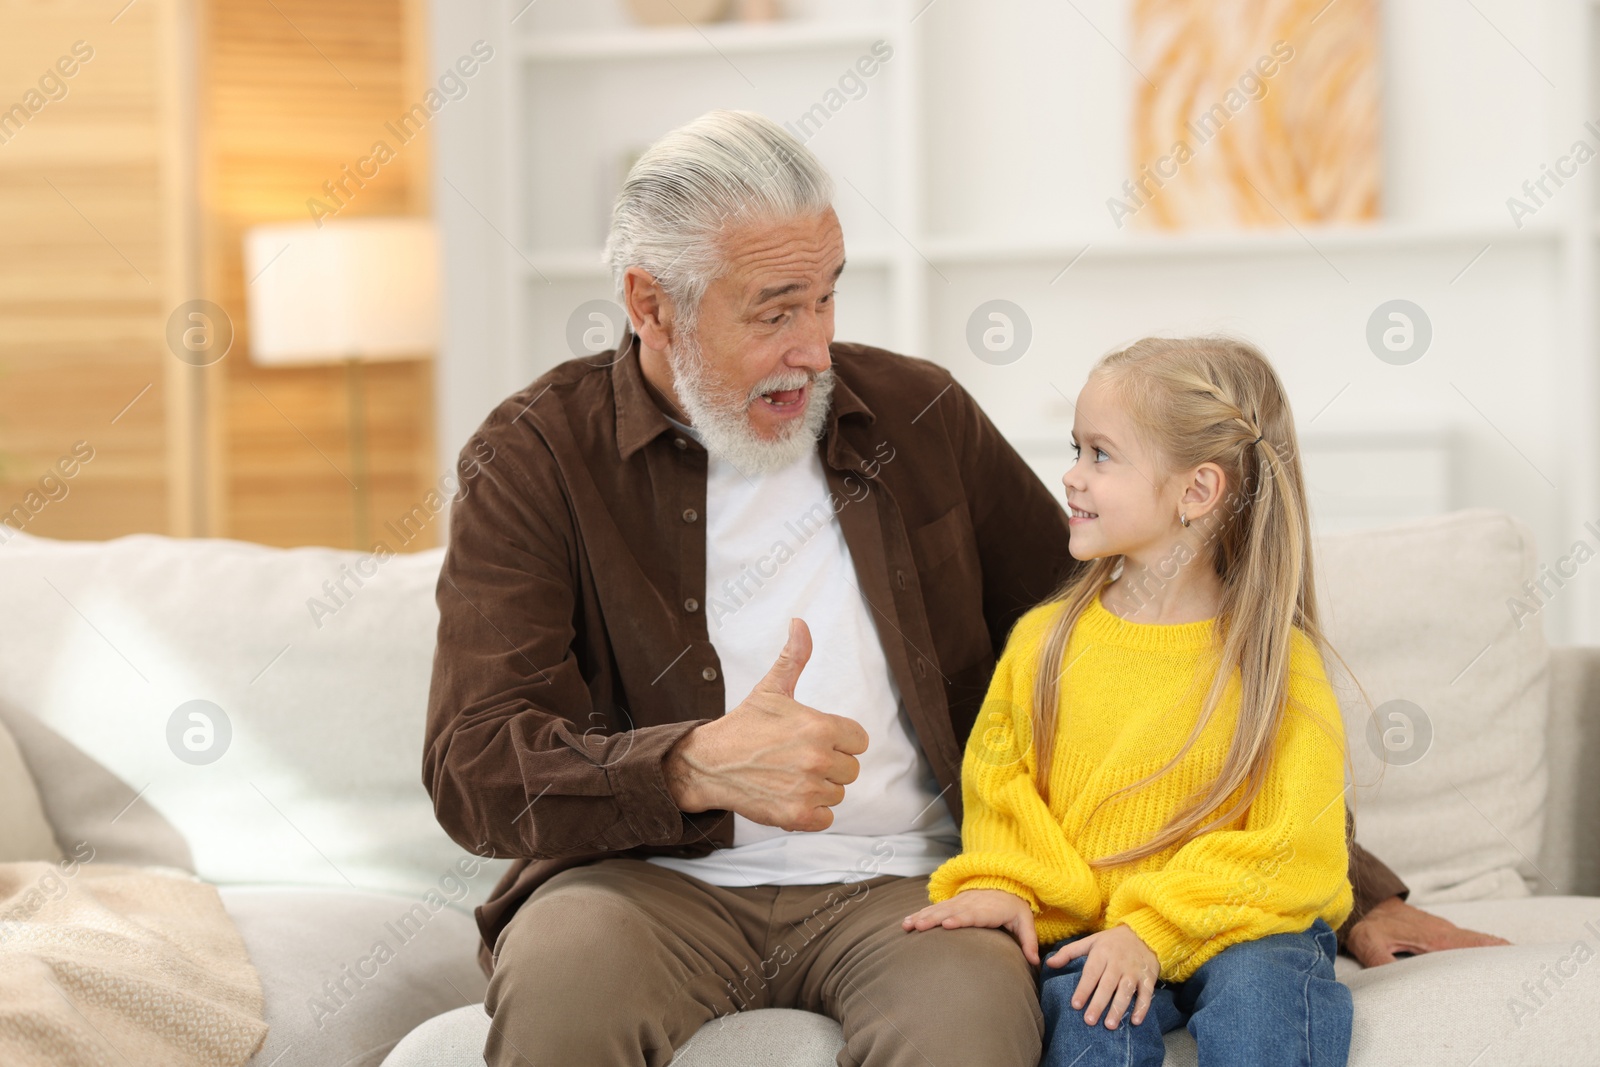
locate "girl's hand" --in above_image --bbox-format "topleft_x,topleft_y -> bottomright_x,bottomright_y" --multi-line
901,888 -> 1041,966
1046,923 -> 1159,1029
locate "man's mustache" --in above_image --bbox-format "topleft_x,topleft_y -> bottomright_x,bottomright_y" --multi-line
747,368 -> 832,403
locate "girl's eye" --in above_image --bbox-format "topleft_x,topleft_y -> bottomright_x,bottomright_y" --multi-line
1069,443 -> 1109,462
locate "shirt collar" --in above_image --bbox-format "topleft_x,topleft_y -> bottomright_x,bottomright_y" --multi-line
610,316 -> 876,462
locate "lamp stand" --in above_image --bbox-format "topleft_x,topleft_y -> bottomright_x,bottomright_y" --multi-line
345,357 -> 371,550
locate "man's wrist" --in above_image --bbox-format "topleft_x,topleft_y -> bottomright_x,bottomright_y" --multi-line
1338,892 -> 1404,948
1362,895 -> 1406,919
663,726 -> 713,813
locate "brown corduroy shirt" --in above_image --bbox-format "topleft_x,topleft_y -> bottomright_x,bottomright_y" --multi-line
423,322 -> 1408,979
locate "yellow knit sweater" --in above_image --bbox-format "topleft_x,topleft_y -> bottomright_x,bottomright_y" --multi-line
927,587 -> 1353,982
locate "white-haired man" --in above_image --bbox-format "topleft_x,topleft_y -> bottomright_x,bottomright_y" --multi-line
424,109 -> 1505,1066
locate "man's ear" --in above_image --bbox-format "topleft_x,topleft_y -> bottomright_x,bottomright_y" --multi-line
623,266 -> 675,351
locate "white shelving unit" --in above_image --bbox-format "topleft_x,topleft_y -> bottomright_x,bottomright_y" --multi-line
433,0 -> 1600,642
925,220 -> 1564,264
514,21 -> 899,60
485,0 -> 924,390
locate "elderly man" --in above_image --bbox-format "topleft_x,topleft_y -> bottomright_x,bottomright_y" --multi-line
423,109 -> 1506,1067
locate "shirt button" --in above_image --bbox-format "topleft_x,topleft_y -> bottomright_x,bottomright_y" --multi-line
701,666 -> 718,682
682,508 -> 698,523
916,659 -> 928,679
674,437 -> 688,450
896,570 -> 906,590
684,597 -> 700,612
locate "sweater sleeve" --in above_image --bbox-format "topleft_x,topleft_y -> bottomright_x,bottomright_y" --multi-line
1101,637 -> 1355,982
926,608 -> 1102,925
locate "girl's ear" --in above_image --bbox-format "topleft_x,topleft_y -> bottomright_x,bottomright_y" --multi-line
1181,463 -> 1228,523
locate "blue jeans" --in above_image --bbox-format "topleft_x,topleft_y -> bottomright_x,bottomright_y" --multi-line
1037,918 -> 1352,1067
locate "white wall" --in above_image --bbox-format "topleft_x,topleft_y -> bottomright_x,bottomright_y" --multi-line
430,0 -> 1599,643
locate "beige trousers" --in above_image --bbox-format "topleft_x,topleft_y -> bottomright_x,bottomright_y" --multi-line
483,857 -> 1044,1067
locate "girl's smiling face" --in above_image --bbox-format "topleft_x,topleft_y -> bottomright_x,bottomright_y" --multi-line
1060,375 -> 1206,565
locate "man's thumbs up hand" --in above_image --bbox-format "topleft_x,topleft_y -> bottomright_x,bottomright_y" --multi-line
755,617 -> 813,700
662,618 -> 869,832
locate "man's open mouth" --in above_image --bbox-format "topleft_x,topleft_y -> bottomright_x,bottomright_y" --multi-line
758,385 -> 806,408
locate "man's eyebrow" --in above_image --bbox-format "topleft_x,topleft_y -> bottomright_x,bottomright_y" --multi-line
752,259 -> 846,306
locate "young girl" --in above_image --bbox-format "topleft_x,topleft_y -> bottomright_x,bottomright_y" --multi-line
902,336 -> 1356,1067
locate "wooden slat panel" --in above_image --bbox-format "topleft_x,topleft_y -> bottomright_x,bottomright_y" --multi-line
202,0 -> 438,552
0,0 -> 180,540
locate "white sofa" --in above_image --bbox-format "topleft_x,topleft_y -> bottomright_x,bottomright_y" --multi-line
0,507 -> 1596,1066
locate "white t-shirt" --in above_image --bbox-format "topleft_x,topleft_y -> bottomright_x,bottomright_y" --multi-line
645,420 -> 960,886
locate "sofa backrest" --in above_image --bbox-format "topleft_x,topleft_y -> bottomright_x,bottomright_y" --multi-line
1313,508 -> 1549,903
0,507 -> 1568,907
0,530 -> 508,907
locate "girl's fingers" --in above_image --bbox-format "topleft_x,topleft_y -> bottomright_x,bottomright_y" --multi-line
1008,919 -> 1039,966
1104,974 -> 1138,1030
1071,952 -> 1105,1011
903,903 -> 988,931
1132,970 -> 1157,1025
1058,935 -> 1095,963
901,906 -> 949,930
1018,912 -> 1039,967
1082,969 -> 1119,1027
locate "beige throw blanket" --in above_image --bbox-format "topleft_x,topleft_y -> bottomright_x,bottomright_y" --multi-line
0,859 -> 268,1067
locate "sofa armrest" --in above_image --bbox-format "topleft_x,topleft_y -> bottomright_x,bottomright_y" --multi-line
1540,645 -> 1600,897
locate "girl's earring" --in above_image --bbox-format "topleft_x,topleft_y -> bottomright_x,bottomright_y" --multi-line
1179,511 -> 1190,528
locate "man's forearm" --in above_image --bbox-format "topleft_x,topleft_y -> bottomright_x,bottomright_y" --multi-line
426,696 -> 719,860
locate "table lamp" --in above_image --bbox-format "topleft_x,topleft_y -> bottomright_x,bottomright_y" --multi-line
242,217 -> 439,550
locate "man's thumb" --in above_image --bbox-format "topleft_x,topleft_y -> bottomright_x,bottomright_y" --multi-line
757,618 -> 812,698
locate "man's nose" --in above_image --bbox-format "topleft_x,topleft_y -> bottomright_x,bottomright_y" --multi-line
789,315 -> 832,375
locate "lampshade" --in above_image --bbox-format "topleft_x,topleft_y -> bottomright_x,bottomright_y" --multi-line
243,217 -> 439,366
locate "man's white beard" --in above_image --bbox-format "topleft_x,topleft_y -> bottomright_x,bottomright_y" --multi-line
669,325 -> 835,476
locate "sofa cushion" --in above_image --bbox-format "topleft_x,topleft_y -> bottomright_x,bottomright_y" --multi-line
222,886 -> 489,1067
1314,509 -> 1549,903
1335,896 -> 1600,1067
1166,896 -> 1600,1066
381,1005 -> 850,1067
382,898 -> 1600,1067
0,711 -> 59,863
0,531 -> 507,903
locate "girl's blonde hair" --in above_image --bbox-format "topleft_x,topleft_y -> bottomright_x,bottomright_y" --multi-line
1030,335 -> 1370,869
